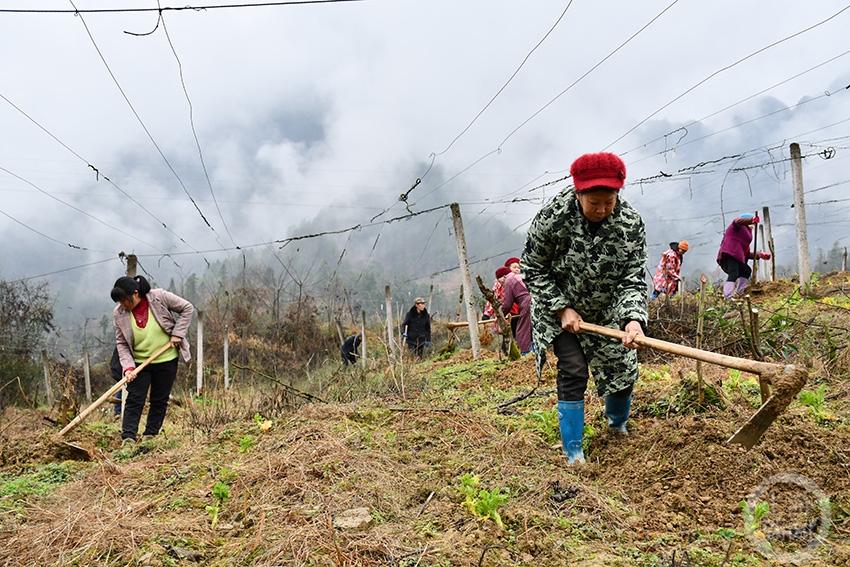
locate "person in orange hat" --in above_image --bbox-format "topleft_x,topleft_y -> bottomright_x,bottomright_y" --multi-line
650,240 -> 689,300
523,152 -> 647,466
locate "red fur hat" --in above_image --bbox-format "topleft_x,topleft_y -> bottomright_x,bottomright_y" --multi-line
504,257 -> 520,267
570,152 -> 627,191
495,266 -> 510,279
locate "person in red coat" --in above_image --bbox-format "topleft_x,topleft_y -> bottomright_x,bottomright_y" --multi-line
501,257 -> 532,355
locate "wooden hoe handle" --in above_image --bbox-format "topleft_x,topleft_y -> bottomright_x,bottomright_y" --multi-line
578,322 -> 783,375
578,321 -> 808,450
58,342 -> 175,437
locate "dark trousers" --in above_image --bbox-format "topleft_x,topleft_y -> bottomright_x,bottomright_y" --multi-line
718,256 -> 751,282
406,338 -> 431,357
122,358 -> 178,440
553,331 -> 632,401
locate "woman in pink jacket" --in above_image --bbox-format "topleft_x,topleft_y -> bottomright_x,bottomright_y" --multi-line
111,275 -> 194,442
716,213 -> 771,299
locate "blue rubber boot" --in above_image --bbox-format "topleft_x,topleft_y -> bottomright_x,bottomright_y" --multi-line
557,400 -> 586,465
605,390 -> 632,435
735,277 -> 749,295
723,281 -> 735,299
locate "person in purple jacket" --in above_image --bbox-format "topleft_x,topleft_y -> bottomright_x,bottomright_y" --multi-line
716,213 -> 771,299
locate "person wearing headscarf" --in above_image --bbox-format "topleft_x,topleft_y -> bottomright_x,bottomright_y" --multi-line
651,240 -> 689,299
716,213 -> 771,299
500,257 -> 532,355
523,152 -> 646,466
111,275 -> 194,442
483,266 -> 512,331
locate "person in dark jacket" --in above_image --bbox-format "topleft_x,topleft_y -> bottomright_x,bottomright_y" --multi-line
401,297 -> 431,357
341,334 -> 362,365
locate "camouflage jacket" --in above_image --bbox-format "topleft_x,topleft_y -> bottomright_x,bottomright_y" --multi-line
522,190 -> 648,348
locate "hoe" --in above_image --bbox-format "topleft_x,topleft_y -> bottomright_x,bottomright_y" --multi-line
55,342 -> 174,458
579,322 -> 808,449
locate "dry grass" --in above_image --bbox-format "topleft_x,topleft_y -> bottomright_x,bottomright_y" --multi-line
1,277 -> 849,566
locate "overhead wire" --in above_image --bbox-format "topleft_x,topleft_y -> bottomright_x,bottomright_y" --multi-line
0,0 -> 366,13
620,47 -> 850,157
629,83 -> 850,166
391,0 -> 577,215
67,0 -> 220,241
0,206 -> 109,252
409,0 -> 681,206
604,2 -> 850,150
157,2 -> 239,247
134,203 -> 454,258
10,256 -> 118,283
0,92 -> 202,257
0,164 -> 163,250
434,0 -> 576,158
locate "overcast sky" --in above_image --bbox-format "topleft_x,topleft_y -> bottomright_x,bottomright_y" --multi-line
2,0 -> 849,328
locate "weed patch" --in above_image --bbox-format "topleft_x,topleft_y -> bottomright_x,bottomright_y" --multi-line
457,473 -> 509,528
0,462 -> 80,512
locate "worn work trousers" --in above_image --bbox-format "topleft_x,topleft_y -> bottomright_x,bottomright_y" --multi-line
553,331 -> 634,401
718,256 -> 751,282
122,358 -> 178,440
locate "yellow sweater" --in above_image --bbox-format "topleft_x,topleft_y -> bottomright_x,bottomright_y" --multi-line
130,313 -> 178,364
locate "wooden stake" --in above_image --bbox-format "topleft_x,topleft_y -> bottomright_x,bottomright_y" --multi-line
751,210 -> 759,284
196,310 -> 204,394
790,143 -> 811,288
125,253 -> 137,278
450,203 -> 481,359
334,319 -> 345,347
696,275 -> 707,405
223,325 -> 230,389
385,285 -> 397,358
360,310 -> 367,365
744,295 -> 762,361
83,351 -> 92,404
762,207 -> 776,281
843,247 -> 848,272
42,350 -> 53,407
751,307 -> 770,404
759,225 -> 768,281
427,283 -> 434,314
397,303 -> 404,348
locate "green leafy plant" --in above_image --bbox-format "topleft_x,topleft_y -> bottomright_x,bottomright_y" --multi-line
457,473 -> 510,528
0,463 -> 75,501
205,481 -> 231,528
582,423 -> 597,453
740,500 -> 769,534
238,435 -> 256,453
523,408 -> 559,445
798,385 -> 833,424
217,467 -> 237,484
